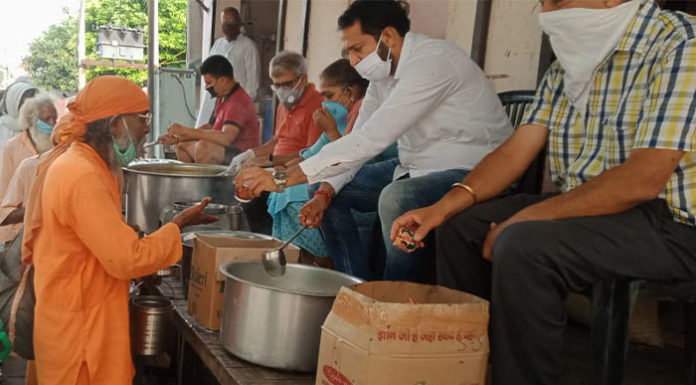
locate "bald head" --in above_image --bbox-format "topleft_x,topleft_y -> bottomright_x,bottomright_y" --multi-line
222,7 -> 240,21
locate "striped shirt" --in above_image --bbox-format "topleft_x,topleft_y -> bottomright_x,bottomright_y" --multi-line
523,0 -> 696,226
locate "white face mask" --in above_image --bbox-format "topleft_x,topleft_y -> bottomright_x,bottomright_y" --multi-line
354,34 -> 392,82
538,0 -> 642,114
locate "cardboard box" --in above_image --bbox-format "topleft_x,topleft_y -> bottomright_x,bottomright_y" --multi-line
316,281 -> 489,385
187,234 -> 300,330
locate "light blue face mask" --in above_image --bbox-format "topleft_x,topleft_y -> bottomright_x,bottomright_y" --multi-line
36,119 -> 54,134
113,117 -> 137,167
321,101 -> 349,124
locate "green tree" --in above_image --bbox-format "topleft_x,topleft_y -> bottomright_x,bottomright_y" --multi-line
24,12 -> 79,91
24,0 -> 187,91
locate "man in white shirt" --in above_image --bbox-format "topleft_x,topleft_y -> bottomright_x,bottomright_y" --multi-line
195,7 -> 261,127
235,0 -> 512,282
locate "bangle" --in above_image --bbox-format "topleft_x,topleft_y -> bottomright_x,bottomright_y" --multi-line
314,189 -> 332,205
451,183 -> 477,204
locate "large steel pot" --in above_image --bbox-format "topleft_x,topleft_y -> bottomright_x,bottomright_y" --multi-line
219,261 -> 362,372
123,163 -> 236,233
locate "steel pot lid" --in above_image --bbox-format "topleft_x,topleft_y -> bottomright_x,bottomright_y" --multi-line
123,163 -> 228,177
181,230 -> 273,247
220,260 -> 363,297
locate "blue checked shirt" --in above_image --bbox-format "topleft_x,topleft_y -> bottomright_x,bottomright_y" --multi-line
523,0 -> 696,226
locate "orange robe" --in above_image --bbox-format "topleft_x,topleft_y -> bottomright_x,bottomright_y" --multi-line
30,142 -> 181,385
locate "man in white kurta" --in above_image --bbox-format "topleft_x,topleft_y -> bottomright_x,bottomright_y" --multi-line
195,7 -> 261,127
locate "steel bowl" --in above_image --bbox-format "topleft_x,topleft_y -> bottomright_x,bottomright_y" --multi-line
219,261 -> 362,372
123,162 -> 236,233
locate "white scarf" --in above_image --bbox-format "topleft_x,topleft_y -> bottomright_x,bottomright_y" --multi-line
0,83 -> 37,132
538,0 -> 643,114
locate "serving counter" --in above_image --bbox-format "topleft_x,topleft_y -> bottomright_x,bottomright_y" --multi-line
150,277 -> 315,385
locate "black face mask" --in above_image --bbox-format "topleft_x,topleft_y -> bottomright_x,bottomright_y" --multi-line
222,24 -> 241,41
206,86 -> 217,98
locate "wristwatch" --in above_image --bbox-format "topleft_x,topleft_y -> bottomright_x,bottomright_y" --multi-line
272,171 -> 287,193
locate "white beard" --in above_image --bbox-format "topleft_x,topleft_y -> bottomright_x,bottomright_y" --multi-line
28,126 -> 54,154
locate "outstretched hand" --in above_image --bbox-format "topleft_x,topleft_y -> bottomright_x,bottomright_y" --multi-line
171,197 -> 219,228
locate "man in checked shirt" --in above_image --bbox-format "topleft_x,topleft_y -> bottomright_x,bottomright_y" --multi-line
391,0 -> 696,384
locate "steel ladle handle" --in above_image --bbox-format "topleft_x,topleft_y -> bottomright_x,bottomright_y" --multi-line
278,226 -> 307,251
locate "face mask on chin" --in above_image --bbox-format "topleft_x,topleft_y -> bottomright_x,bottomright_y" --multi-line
113,116 -> 138,167
354,34 -> 392,82
538,0 -> 642,113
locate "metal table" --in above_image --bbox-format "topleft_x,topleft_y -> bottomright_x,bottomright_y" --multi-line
153,277 -> 315,385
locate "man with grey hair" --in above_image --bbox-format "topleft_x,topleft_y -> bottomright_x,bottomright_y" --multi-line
0,93 -> 56,201
227,50 -> 323,171
226,50 -> 323,234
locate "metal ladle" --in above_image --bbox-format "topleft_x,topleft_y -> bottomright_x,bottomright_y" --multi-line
262,226 -> 307,276
143,140 -> 161,149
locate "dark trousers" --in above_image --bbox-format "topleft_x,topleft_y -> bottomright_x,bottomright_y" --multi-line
241,191 -> 272,235
436,194 -> 696,385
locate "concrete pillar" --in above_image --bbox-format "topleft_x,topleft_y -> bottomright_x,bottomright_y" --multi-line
445,0 -> 478,54
305,0 -> 348,85
482,0 -> 543,91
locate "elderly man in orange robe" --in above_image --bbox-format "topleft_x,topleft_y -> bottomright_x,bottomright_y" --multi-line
21,76 -> 215,385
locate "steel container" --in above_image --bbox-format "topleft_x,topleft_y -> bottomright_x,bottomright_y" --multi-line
219,261 -> 362,372
130,295 -> 173,356
123,163 -> 236,234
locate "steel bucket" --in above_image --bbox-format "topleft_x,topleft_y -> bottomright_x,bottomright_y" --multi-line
130,295 -> 173,356
219,261 -> 362,372
123,162 -> 236,234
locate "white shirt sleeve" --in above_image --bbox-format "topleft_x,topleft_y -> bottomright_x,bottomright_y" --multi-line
243,40 -> 261,100
321,167 -> 360,193
299,56 -> 458,183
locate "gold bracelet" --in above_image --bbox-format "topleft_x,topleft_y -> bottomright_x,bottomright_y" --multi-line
451,183 -> 477,203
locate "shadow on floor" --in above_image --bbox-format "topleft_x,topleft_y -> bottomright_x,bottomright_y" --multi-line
562,322 -> 683,385
0,322 -> 684,385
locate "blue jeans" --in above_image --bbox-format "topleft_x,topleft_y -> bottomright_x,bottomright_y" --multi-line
320,158 -> 469,282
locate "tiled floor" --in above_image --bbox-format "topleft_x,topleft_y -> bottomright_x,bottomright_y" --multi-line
1,357 -> 26,385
